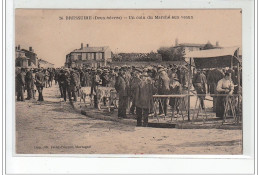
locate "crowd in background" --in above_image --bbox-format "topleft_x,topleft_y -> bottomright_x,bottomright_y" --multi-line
15,64 -> 242,127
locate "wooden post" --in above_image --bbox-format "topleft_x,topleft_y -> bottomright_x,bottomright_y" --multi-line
187,57 -> 192,121
231,55 -> 233,69
237,48 -> 241,122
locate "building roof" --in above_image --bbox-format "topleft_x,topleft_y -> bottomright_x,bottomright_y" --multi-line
184,47 -> 240,58
72,46 -> 109,53
177,43 -> 206,47
21,49 -> 37,54
38,59 -> 54,65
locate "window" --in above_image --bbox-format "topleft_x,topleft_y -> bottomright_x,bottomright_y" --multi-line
78,54 -> 82,60
82,53 -> 87,60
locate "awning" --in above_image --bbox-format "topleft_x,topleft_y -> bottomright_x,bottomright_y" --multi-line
184,47 -> 239,58
184,47 -> 241,69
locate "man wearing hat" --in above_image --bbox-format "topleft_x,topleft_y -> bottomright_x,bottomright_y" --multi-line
16,68 -> 26,101
35,68 -> 45,101
25,68 -> 34,100
57,69 -> 64,98
70,69 -> 80,102
169,72 -> 182,118
101,69 -> 110,87
100,69 -> 110,106
135,68 -> 155,126
192,69 -> 207,109
85,68 -> 92,87
156,66 -> 170,116
59,68 -> 71,101
129,68 -> 142,114
115,67 -> 128,118
91,68 -> 102,108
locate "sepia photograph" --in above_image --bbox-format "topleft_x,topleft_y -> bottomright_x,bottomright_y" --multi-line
15,9 -> 243,154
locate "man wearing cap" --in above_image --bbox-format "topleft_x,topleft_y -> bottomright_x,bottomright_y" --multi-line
207,68 -> 224,112
44,69 -> 50,88
91,68 -> 102,108
57,69 -> 64,98
79,68 -> 86,87
129,68 -> 142,114
16,68 -> 26,101
115,67 -> 128,118
156,66 -> 170,116
70,69 -> 80,102
101,69 -> 110,87
169,72 -> 182,117
135,68 -> 155,126
25,68 -> 34,100
192,69 -> 207,109
60,68 -> 71,101
35,68 -> 45,101
85,68 -> 91,87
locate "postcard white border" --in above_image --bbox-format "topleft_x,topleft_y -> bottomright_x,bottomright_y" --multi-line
5,0 -> 256,174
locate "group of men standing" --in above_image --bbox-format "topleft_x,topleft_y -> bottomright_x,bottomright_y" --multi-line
16,64 -> 241,126
16,67 -> 54,102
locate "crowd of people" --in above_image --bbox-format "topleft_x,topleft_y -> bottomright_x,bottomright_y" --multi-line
16,64 -> 242,127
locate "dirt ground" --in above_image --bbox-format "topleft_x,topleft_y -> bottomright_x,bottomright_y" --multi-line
16,84 -> 242,154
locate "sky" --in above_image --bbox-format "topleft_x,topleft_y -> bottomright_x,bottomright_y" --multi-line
15,9 -> 242,67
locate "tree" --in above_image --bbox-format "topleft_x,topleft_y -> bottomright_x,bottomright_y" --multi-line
157,47 -> 184,61
202,41 -> 214,50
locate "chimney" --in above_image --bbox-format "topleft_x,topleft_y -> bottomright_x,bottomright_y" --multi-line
18,45 -> 20,50
175,38 -> 179,46
86,44 -> 89,47
81,43 -> 83,49
216,41 -> 219,47
29,47 -> 32,52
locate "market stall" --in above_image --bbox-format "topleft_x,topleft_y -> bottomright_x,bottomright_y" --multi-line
184,47 -> 242,123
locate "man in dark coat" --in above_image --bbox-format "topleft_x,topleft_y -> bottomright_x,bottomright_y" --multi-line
135,69 -> 154,126
91,69 -> 102,108
57,69 -> 64,98
115,67 -> 128,118
16,68 -> 26,101
129,68 -> 142,114
101,69 -> 110,87
192,69 -> 207,109
59,68 -> 71,102
25,68 -> 34,100
35,68 -> 45,101
48,68 -> 54,87
156,67 -> 170,116
70,69 -> 80,102
85,68 -> 92,87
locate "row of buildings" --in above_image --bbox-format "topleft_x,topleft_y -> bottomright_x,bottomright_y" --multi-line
15,45 -> 54,68
64,40 -> 226,68
64,40 -> 242,68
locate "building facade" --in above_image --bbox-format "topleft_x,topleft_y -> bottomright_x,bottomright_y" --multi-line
21,46 -> 38,67
15,45 -> 30,67
16,45 -> 54,68
65,43 -> 112,68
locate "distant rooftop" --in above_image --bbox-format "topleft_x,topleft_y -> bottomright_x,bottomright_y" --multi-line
177,43 -> 206,47
38,59 -> 54,65
72,46 -> 110,53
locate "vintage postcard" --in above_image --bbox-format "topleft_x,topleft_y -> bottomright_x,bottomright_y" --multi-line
15,9 -> 242,154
